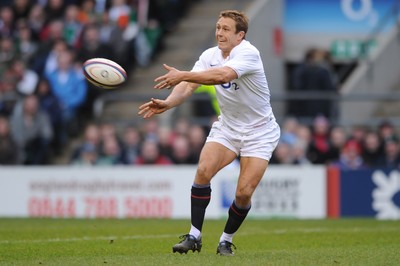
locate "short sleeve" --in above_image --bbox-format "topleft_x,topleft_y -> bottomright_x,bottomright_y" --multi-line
224,47 -> 260,78
191,48 -> 214,72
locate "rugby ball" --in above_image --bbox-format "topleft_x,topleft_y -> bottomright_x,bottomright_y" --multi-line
82,58 -> 127,89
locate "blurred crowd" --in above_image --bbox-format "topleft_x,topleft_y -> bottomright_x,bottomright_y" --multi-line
0,0 -> 197,164
68,117 -> 207,166
53,115 -> 400,169
271,116 -> 400,170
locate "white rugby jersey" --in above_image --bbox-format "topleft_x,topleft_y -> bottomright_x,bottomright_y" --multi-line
192,40 -> 274,134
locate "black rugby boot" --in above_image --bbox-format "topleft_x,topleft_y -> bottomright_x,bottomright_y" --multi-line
172,234 -> 202,254
216,241 -> 236,256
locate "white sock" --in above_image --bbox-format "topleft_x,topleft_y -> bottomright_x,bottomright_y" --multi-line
189,225 -> 201,239
219,232 -> 234,243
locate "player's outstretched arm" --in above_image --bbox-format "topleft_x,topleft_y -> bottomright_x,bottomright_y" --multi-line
138,81 -> 198,119
154,64 -> 237,90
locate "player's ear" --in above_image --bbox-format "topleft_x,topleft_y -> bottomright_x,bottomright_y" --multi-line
238,31 -> 245,40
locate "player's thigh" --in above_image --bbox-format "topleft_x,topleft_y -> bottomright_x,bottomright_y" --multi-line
195,141 -> 237,184
236,156 -> 269,198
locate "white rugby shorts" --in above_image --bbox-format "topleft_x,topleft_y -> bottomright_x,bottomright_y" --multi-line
206,118 -> 280,161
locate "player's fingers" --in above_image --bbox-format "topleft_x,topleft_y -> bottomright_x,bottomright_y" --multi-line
143,110 -> 155,119
138,107 -> 149,116
154,74 -> 167,83
138,101 -> 151,110
154,82 -> 169,90
138,106 -> 150,117
138,107 -> 147,115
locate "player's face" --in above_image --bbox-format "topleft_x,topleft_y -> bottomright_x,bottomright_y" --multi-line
215,17 -> 244,58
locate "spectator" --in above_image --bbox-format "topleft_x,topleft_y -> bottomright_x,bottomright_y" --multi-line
35,77 -> 63,153
98,122 -> 121,146
63,4 -> 83,47
332,139 -> 366,170
156,125 -> 173,157
295,124 -> 312,144
10,94 -> 53,164
14,20 -> 38,65
171,117 -> 190,138
106,0 -> 135,72
11,0 -> 32,22
70,123 -> 101,161
377,137 -> 400,169
0,72 -> 18,116
46,49 -> 87,144
141,17 -> 162,61
71,142 -> 98,165
308,115 -> 331,164
378,120 -> 398,144
292,139 -> 311,165
44,0 -> 66,25
96,135 -> 124,165
108,23 -> 133,73
40,19 -> 65,44
11,58 -> 39,96
141,118 -> 159,141
97,10 -> 115,44
269,141 -> 293,164
327,125 -> 347,163
108,0 -> 131,24
77,0 -> 97,25
27,4 -> 46,41
290,48 -> 338,120
280,116 -> 299,146
348,125 -> 367,147
33,19 -> 66,73
77,24 -> 113,62
135,139 -> 172,165
121,125 -> 141,164
0,62 -> 18,95
170,135 -> 196,164
362,130 -> 384,168
0,36 -> 16,72
187,124 -> 206,163
32,37 -> 68,77
0,6 -> 14,38
0,115 -> 18,164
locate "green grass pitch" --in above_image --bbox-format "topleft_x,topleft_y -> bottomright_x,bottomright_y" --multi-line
1,218 -> 399,265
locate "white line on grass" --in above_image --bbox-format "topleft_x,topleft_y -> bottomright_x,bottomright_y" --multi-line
0,234 -> 177,245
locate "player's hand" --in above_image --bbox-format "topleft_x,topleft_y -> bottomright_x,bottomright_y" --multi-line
154,64 -> 181,89
138,98 -> 169,118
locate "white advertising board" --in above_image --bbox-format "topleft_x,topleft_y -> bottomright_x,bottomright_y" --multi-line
213,165 -> 327,219
0,165 -> 326,219
0,166 -> 196,219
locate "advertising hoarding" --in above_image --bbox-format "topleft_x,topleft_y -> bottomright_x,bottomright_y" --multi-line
0,166 -> 327,219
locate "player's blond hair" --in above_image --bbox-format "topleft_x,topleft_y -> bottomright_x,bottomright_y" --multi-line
219,10 -> 249,37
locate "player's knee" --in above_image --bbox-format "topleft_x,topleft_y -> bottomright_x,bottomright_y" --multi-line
235,185 -> 256,206
235,193 -> 252,206
195,163 -> 213,183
